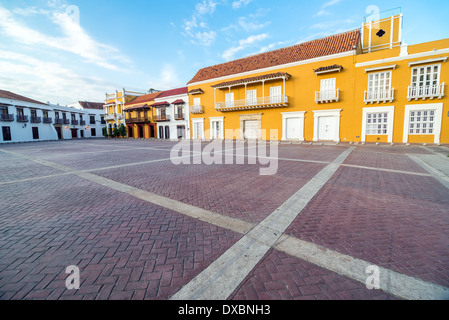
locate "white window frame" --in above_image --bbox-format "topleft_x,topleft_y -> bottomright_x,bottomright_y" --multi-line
281,112 -> 305,141
225,92 -> 234,108
246,89 -> 257,106
209,117 -> 224,140
402,103 -> 443,144
361,106 -> 395,143
410,64 -> 441,89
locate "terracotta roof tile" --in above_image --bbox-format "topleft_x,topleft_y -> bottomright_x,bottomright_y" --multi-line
78,101 -> 105,109
0,89 -> 47,105
188,29 -> 360,84
156,87 -> 188,99
125,92 -> 163,106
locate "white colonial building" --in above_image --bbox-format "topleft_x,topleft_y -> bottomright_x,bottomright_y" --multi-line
0,90 -> 106,144
153,87 -> 190,140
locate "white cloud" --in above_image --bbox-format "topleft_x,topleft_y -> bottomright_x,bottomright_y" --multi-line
0,50 -> 115,104
232,0 -> 253,9
222,33 -> 269,61
147,64 -> 183,91
0,5 -> 130,71
314,0 -> 343,17
195,30 -> 217,46
196,0 -> 218,15
182,0 -> 220,46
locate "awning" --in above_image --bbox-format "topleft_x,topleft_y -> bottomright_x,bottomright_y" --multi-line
314,64 -> 343,75
125,103 -> 150,111
211,72 -> 291,89
152,101 -> 170,108
188,88 -> 204,95
172,99 -> 185,105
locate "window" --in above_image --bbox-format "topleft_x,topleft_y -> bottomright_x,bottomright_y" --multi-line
90,115 -> 95,124
246,90 -> 257,106
17,108 -> 24,116
193,98 -> 201,106
225,93 -> 234,108
31,110 -> 37,117
0,106 -> 8,115
270,86 -> 282,103
91,128 -> 96,137
101,116 -> 105,124
320,78 -> 336,100
409,110 -> 435,135
411,65 -> 440,90
368,71 -> 392,97
366,113 -> 388,135
165,126 -> 170,139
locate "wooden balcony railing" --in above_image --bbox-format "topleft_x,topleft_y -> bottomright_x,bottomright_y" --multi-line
155,115 -> 171,122
174,113 -> 185,120
43,117 -> 53,124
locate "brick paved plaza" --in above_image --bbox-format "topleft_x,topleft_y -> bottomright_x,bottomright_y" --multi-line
0,139 -> 448,300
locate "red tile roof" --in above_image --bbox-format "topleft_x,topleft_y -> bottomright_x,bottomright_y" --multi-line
125,92 -> 163,106
152,101 -> 170,108
156,87 -> 188,99
188,29 -> 360,84
78,101 -> 105,110
0,89 -> 47,105
172,99 -> 186,105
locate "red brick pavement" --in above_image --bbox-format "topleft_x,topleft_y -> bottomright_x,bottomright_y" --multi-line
0,175 -> 241,300
285,166 -> 449,288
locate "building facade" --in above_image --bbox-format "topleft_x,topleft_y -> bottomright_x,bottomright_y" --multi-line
104,89 -> 146,135
124,92 -> 162,139
0,90 -> 106,143
153,87 -> 190,140
187,12 -> 449,145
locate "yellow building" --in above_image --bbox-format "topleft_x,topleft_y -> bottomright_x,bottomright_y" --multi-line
104,89 -> 146,135
123,91 -> 163,139
187,12 -> 448,144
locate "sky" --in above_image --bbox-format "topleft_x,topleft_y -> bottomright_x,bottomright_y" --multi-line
0,0 -> 448,105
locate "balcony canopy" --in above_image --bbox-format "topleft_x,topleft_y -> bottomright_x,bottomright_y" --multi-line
172,99 -> 185,105
152,101 -> 170,108
211,72 -> 291,89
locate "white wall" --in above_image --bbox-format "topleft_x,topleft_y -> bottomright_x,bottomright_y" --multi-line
154,93 -> 190,140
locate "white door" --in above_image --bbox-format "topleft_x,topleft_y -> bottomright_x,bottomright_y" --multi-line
244,120 -> 259,139
320,78 -> 336,100
286,118 -> 300,140
270,86 -> 282,103
246,90 -> 257,106
318,116 -> 336,141
211,121 -> 222,139
193,121 -> 203,139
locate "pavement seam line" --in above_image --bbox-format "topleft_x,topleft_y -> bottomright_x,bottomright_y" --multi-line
170,147 -> 355,300
274,235 -> 449,300
408,154 -> 449,189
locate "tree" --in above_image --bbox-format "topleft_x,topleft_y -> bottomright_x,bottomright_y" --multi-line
118,123 -> 127,138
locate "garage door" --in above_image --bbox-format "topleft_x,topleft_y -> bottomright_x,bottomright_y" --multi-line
286,118 -> 300,140
244,120 -> 259,139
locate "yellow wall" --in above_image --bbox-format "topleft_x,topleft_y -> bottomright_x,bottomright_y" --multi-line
188,31 -> 449,144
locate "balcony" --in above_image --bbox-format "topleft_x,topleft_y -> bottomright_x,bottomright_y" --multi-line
155,115 -> 171,122
407,83 -> 445,101
126,117 -> 151,124
43,117 -> 53,124
17,115 -> 29,123
190,105 -> 204,114
174,113 -> 185,120
63,119 -> 70,125
71,120 -> 79,125
80,120 -> 86,126
0,114 -> 14,122
364,89 -> 395,104
54,119 -> 64,125
30,116 -> 42,123
315,89 -> 340,104
215,95 -> 289,112
105,114 -> 116,121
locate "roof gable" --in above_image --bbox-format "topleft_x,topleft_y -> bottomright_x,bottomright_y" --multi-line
188,29 -> 360,84
156,87 -> 188,99
0,89 -> 47,105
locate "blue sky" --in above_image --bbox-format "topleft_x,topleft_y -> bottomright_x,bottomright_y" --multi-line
0,0 -> 448,105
